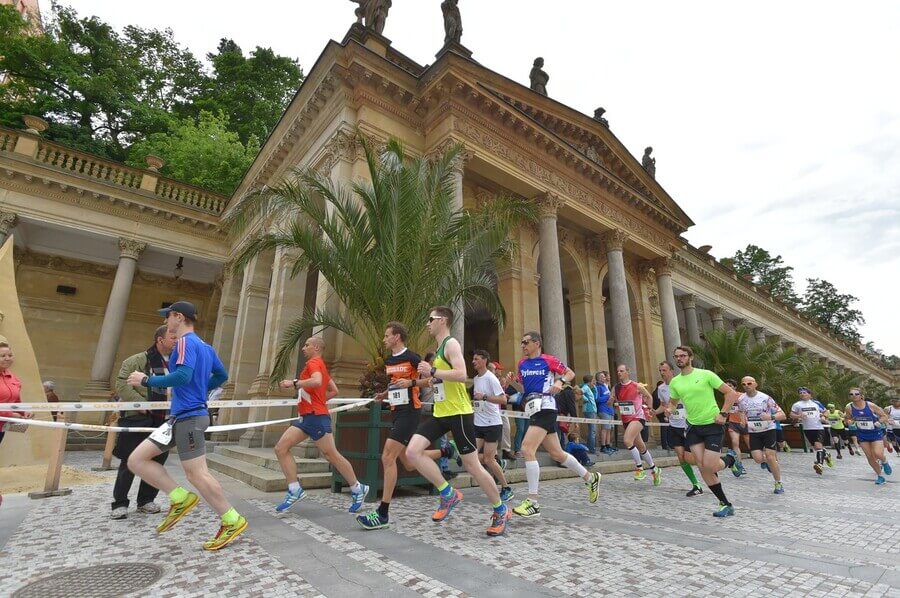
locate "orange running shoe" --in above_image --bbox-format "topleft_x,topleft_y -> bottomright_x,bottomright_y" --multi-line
432,489 -> 463,522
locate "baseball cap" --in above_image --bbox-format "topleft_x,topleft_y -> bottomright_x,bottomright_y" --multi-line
158,300 -> 198,320
798,386 -> 811,394
827,403 -> 835,408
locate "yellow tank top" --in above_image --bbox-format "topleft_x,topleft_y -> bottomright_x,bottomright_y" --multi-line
432,336 -> 472,418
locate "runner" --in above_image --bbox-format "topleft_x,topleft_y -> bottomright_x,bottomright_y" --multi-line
824,402 -> 846,459
724,379 -> 748,476
406,306 -> 510,537
654,360 -> 703,496
736,377 -> 786,494
613,364 -> 661,486
502,330 -> 601,519
844,387 -> 893,485
125,301 -> 246,551
789,387 -> 832,475
471,349 -> 514,502
669,346 -> 742,517
888,397 -> 900,455
273,336 -> 370,515
357,323 -> 453,530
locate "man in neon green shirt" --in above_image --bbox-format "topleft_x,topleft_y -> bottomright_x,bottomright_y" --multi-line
669,345 -> 741,518
825,403 -> 846,459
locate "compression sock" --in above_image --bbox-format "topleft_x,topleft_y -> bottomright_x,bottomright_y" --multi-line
169,486 -> 189,504
377,501 -> 390,518
561,453 -> 588,477
629,446 -> 641,466
221,507 -> 240,525
708,483 -> 731,506
721,453 -> 736,470
525,460 -> 540,495
641,450 -> 655,468
681,462 -> 700,486
816,449 -> 825,464
437,481 -> 454,499
492,500 -> 505,514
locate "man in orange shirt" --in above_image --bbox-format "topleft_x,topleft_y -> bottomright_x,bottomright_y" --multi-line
272,337 -> 370,514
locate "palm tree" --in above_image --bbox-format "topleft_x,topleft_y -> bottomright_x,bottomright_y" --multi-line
224,134 -> 537,383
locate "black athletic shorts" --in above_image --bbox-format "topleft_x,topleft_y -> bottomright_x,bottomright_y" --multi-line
666,426 -> 687,448
530,409 -> 558,434
388,408 -> 420,446
685,423 -> 724,451
804,429 -> 825,446
640,421 -> 650,443
775,427 -> 784,443
415,413 -> 477,454
474,424 -> 502,443
749,429 -> 777,452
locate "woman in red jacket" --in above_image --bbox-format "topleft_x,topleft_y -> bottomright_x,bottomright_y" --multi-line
0,341 -> 33,445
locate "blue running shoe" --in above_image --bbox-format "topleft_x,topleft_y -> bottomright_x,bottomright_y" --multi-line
349,483 -> 370,513
773,482 -> 784,494
356,510 -> 389,530
712,503 -> 735,517
761,462 -> 770,472
499,486 -> 515,502
882,460 -> 893,476
875,476 -> 886,486
275,486 -> 306,512
726,449 -> 742,478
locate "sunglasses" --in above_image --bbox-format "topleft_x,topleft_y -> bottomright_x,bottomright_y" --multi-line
427,316 -> 445,323
520,339 -> 534,346
848,392 -> 861,396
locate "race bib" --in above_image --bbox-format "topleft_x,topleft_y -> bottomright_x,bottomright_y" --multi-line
617,402 -> 636,416
473,400 -> 490,413
149,420 -> 173,445
525,397 -> 543,417
388,388 -> 409,406
670,405 -> 686,420
891,414 -> 900,424
432,382 -> 447,403
748,418 -> 770,431
855,419 -> 875,431
801,407 -> 819,419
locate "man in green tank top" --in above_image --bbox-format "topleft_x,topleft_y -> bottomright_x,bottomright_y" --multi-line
406,306 -> 511,537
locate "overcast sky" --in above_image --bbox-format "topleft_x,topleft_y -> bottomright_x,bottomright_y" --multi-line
38,1 -> 900,355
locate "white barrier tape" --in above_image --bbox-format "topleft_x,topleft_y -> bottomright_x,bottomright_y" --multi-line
1,398 -> 373,413
0,399 -> 375,435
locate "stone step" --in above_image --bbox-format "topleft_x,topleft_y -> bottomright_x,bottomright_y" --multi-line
206,452 -> 331,492
215,445 -> 330,473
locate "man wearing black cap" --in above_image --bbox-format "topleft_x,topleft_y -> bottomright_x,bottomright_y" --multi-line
126,301 -> 246,551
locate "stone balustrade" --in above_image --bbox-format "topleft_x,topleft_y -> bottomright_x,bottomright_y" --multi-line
0,125 -> 227,216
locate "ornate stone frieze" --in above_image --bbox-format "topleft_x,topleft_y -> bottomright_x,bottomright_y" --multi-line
0,210 -> 17,234
118,238 -> 147,260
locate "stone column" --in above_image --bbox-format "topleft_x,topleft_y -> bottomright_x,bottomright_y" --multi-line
211,262 -> 243,366
449,161 -> 465,350
536,193 -> 568,362
602,229 -> 636,373
752,327 -> 767,345
708,307 -> 725,331
680,294 -> 701,345
0,210 -> 17,247
81,238 -> 146,398
652,257 -> 681,363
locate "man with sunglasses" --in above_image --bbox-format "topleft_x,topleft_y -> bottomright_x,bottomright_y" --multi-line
668,346 -> 742,517
790,387 -> 832,475
406,306 -> 511,537
844,388 -> 893,485
502,331 -> 601,519
735,377 -> 786,494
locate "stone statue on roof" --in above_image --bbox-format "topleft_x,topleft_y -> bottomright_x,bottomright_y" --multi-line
593,107 -> 608,127
350,0 -> 392,35
642,146 -> 656,178
530,57 -> 548,96
441,0 -> 462,45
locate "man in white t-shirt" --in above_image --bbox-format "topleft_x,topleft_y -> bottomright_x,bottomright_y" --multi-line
736,376 -> 786,493
472,350 -> 513,502
790,387 -> 832,475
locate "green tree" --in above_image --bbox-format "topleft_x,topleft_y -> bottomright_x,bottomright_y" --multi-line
799,278 -> 865,345
126,111 -> 259,195
0,3 -> 204,160
720,244 -> 799,305
193,39 -> 303,145
224,137 -> 537,382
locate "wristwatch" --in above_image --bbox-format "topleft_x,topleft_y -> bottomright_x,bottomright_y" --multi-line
430,367 -> 437,378
292,379 -> 299,389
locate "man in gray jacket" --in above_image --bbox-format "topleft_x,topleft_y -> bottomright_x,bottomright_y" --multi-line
110,325 -> 177,519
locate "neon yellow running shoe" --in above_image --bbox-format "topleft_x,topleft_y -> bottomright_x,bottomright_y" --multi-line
651,465 -> 662,487
633,467 -> 646,481
156,492 -> 199,533
203,516 -> 248,551
586,471 -> 601,503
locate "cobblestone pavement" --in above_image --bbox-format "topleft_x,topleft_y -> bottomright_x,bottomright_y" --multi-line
1,450 -> 898,597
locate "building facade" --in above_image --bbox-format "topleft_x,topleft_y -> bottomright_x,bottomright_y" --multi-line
0,23 -> 894,444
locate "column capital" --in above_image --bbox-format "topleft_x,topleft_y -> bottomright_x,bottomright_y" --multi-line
535,192 -> 565,219
731,318 -> 747,329
118,237 -> 147,260
680,294 -> 696,310
708,307 -> 724,319
651,257 -> 673,277
0,210 -> 18,235
428,137 -> 473,170
599,228 -> 628,253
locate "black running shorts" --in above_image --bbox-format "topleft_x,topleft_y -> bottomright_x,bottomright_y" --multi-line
685,423 -> 724,451
388,408 -> 421,446
749,429 -> 777,452
415,413 -> 477,454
